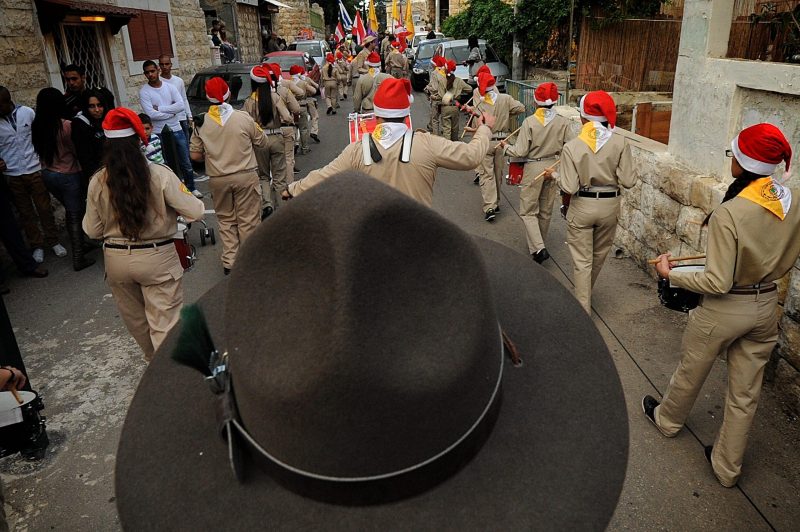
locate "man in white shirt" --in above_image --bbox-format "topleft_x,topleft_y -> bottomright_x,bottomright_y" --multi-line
158,54 -> 207,182
139,60 -> 202,197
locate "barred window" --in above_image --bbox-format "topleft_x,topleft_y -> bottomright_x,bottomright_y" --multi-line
127,10 -> 174,61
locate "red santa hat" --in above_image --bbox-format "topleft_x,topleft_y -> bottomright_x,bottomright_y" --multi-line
103,107 -> 148,145
473,64 -> 491,82
534,82 -> 559,106
205,77 -> 230,104
373,78 -> 414,118
366,51 -> 382,68
445,59 -> 457,74
335,51 -> 344,59
579,91 -> 617,129
731,123 -> 793,177
478,71 -> 496,96
250,65 -> 270,84
326,53 -> 335,63
391,41 -> 401,49
289,64 -> 305,76
431,55 -> 446,69
268,63 -> 283,82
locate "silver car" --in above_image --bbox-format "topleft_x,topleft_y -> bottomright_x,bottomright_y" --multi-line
431,39 -> 509,91
288,40 -> 331,70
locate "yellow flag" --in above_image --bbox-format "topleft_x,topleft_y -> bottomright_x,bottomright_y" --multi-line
404,0 -> 415,35
391,0 -> 400,29
368,0 -> 379,34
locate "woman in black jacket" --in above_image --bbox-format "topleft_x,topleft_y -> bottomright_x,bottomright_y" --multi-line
71,89 -> 111,185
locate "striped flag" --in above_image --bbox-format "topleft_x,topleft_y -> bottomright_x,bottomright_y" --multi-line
352,11 -> 366,45
335,21 -> 346,42
338,0 -> 353,30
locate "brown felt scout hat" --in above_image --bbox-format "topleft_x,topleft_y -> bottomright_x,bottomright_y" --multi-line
116,173 -> 628,530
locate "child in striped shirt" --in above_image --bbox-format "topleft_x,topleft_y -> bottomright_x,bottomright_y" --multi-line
137,113 -> 164,164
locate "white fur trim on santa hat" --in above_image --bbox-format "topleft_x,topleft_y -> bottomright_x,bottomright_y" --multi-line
579,95 -> 606,123
104,127 -> 136,138
534,97 -> 554,106
731,135 -> 780,176
373,104 -> 410,118
207,89 -> 231,104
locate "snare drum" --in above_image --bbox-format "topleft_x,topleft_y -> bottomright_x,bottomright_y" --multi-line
173,222 -> 196,271
658,265 -> 704,313
506,158 -> 526,187
0,390 -> 49,459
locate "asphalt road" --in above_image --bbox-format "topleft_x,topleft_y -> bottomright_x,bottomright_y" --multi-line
1,92 -> 798,531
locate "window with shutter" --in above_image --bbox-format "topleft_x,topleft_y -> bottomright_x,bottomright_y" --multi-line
128,10 -> 175,61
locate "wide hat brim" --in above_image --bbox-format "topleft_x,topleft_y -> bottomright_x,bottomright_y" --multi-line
116,239 -> 628,529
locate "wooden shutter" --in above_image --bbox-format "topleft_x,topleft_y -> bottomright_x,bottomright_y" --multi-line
128,10 -> 174,61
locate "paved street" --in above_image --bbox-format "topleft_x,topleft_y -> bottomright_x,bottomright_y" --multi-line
2,93 -> 799,531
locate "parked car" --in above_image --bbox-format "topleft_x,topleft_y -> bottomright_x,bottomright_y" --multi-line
431,39 -> 509,92
287,40 -> 331,72
410,38 -> 449,91
408,31 -> 445,59
186,63 -> 259,117
264,51 -> 321,83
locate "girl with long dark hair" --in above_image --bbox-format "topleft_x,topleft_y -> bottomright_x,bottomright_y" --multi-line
82,108 -> 204,361
466,35 -> 485,78
71,89 -> 111,182
321,53 -> 339,115
243,66 -> 291,217
645,123 -> 800,488
31,87 -> 94,270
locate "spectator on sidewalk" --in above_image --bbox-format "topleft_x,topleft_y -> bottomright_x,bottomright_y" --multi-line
71,89 -> 110,183
210,19 -> 222,46
0,86 -> 65,264
62,64 -> 116,119
138,114 -> 165,164
31,88 -> 95,271
139,60 -> 202,198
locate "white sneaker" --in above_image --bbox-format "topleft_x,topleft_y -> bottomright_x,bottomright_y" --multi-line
52,243 -> 67,257
192,189 -> 204,199
32,248 -> 44,263
194,173 -> 210,182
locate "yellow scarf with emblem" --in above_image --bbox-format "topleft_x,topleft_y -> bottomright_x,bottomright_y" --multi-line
577,121 -> 613,153
738,177 -> 793,220
207,102 -> 234,126
534,108 -> 556,127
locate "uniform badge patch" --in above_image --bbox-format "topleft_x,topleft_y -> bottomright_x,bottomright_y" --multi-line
180,183 -> 192,195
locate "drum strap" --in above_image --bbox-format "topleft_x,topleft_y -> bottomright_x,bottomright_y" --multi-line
362,129 -> 413,165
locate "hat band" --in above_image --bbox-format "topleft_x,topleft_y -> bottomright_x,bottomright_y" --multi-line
731,136 -> 781,176
373,104 -> 410,118
534,98 -> 554,106
104,127 -> 137,138
221,330 -> 505,504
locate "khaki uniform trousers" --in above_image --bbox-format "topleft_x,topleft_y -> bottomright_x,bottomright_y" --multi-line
324,82 -> 339,109
428,99 -> 441,135
478,140 -> 504,213
439,105 -> 461,141
654,290 -> 778,487
565,195 -> 620,313
7,172 -> 59,249
308,99 -> 319,136
208,170 -> 261,269
519,159 -> 558,254
254,133 -> 287,212
282,126 -> 296,176
337,80 -> 347,101
298,105 -> 310,152
104,244 -> 183,362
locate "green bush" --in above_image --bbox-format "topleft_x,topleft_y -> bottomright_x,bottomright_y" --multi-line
442,0 -> 515,65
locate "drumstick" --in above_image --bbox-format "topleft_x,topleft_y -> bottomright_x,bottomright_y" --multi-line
531,159 -> 561,181
647,254 -> 706,265
494,125 -> 524,151
460,95 -> 480,140
10,387 -> 23,405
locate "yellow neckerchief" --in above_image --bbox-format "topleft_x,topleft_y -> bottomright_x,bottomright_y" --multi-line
250,91 -> 258,102
482,90 -> 497,106
738,177 -> 793,220
207,103 -> 234,126
435,67 -> 446,77
368,67 -> 378,76
577,121 -> 613,153
533,107 -> 556,127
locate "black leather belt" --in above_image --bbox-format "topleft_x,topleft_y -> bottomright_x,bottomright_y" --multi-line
104,239 -> 173,250
577,190 -> 620,198
729,283 -> 777,295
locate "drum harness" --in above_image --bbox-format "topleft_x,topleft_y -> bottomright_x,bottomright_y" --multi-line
362,128 -> 414,166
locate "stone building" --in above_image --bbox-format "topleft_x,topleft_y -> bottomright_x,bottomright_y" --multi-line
610,0 -> 800,412
1,0 -> 214,109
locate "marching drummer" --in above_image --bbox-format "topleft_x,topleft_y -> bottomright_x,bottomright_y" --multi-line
424,55 -> 447,135
269,62 -> 303,176
190,77 -> 267,275
554,90 -> 635,313
386,41 -> 409,79
466,69 -> 524,222
643,124 -> 800,488
435,60 -> 471,141
290,65 -> 314,151
283,78 -> 496,207
83,108 -> 204,361
335,51 -> 349,101
321,53 -> 339,115
499,82 -> 574,264
353,52 -> 391,114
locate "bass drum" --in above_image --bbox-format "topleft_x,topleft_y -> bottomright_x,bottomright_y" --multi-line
658,264 -> 704,313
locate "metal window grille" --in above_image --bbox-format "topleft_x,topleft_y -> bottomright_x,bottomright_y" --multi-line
53,24 -> 109,90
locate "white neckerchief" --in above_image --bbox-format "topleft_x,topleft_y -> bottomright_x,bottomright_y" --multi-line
208,102 -> 234,126
371,122 -> 408,150
482,89 -> 498,106
292,74 -> 301,82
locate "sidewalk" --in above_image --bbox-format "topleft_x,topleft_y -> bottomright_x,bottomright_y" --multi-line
432,168 -> 799,531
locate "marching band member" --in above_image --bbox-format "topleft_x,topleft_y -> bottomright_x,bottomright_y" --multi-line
467,69 -> 524,222
284,78 -> 495,207
335,51 -> 349,101
269,62 -> 303,176
424,55 -> 447,135
386,41 -> 409,79
83,108 -> 204,361
190,77 -> 267,275
349,35 -> 377,92
353,52 -> 391,114
436,59 -> 471,141
303,70 -> 321,143
289,65 -> 313,153
644,124 -> 800,488
500,82 -> 574,263
555,90 -> 634,313
244,65 -> 292,218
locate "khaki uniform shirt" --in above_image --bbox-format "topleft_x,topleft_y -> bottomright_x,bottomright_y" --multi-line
425,70 -> 445,102
504,113 -> 573,160
281,79 -> 307,105
350,49 -> 369,80
288,125 -> 493,207
386,50 -> 408,77
243,92 -> 292,129
557,132 -> 634,194
671,192 -> 800,294
436,76 -> 471,102
276,84 -> 301,116
189,109 -> 267,177
354,72 -> 392,112
321,63 -> 337,87
473,93 -> 525,135
83,163 -> 204,243
335,60 -> 349,83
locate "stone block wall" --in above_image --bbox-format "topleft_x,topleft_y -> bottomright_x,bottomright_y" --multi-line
236,3 -> 262,63
273,0 -> 311,42
0,0 -> 50,107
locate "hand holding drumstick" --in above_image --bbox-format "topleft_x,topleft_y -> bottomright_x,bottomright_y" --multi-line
1,366 -> 27,404
649,253 -> 706,279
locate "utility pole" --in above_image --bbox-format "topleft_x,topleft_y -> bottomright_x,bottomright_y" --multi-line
565,0 -> 575,105
512,0 -> 522,80
435,0 -> 440,31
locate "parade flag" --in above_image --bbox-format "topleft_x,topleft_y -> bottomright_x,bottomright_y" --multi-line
368,0 -> 379,36
404,0 -> 415,37
391,0 -> 401,31
335,20 -> 346,42
338,0 -> 353,29
352,11 -> 367,45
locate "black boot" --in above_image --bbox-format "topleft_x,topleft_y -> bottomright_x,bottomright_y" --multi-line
67,212 -> 95,271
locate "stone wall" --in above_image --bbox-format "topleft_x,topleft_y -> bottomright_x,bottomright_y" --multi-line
0,0 -> 50,107
273,0 -> 310,42
236,3 -> 262,63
